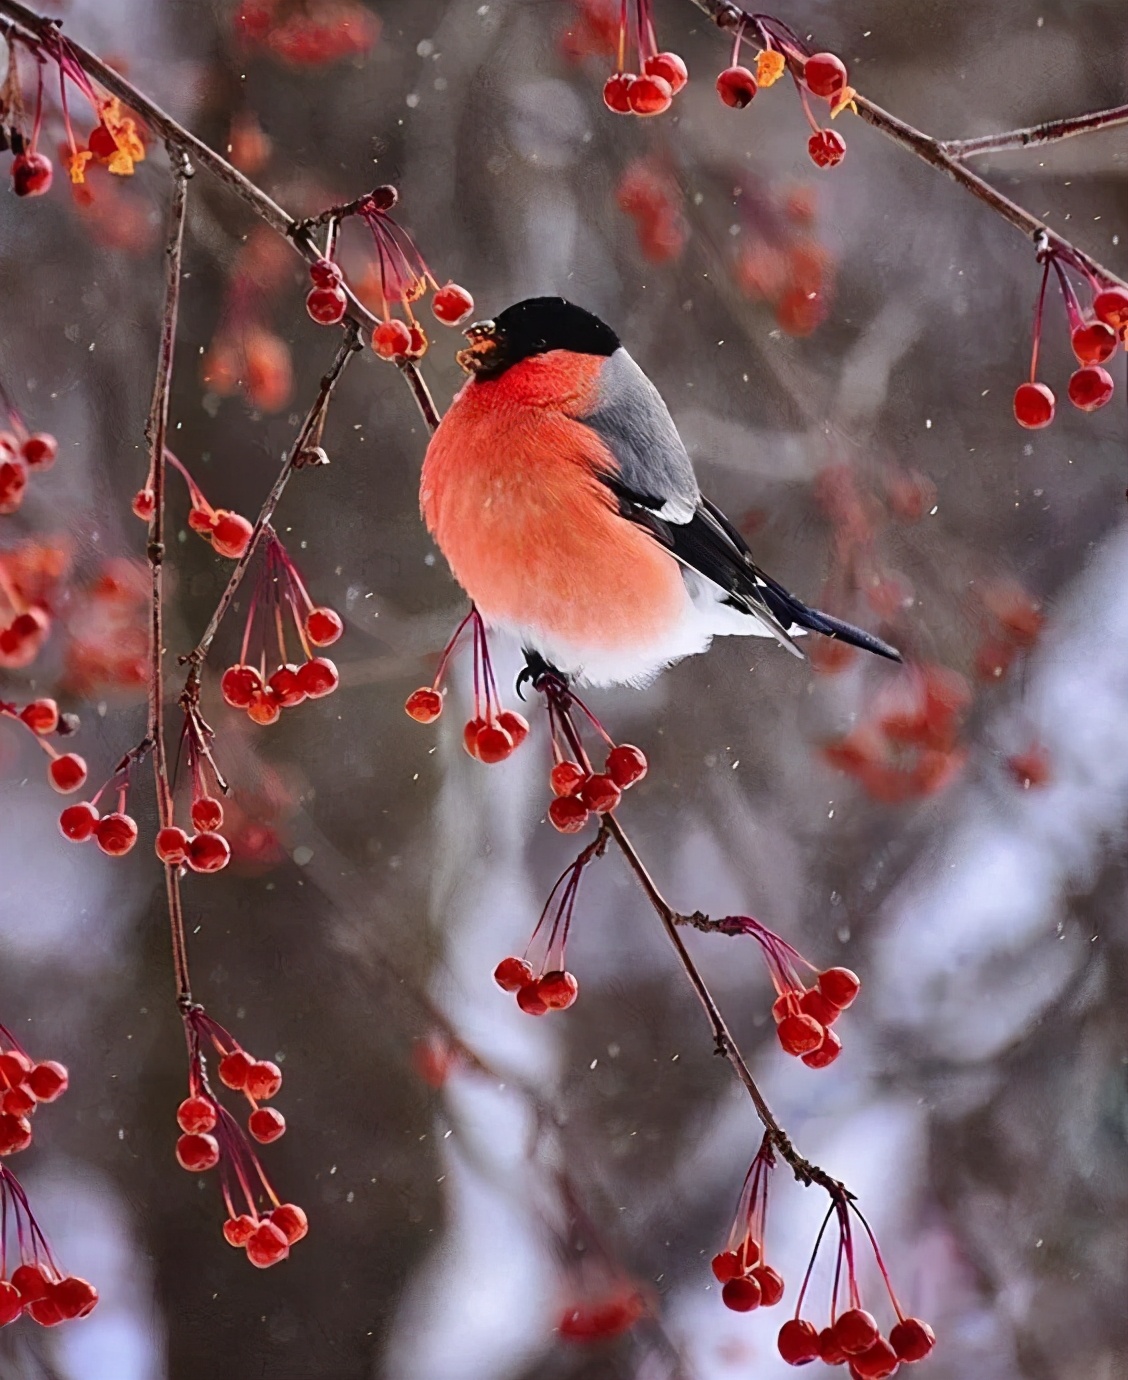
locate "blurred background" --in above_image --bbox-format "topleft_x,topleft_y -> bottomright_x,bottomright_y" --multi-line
0,1 -> 1125,1377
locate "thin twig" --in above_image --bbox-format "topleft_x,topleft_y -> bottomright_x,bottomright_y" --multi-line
940,103 -> 1128,159
181,325 -> 363,683
143,148 -> 192,1003
683,0 -> 1127,292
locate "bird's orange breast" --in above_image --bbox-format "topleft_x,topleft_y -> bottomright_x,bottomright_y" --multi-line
420,352 -> 686,652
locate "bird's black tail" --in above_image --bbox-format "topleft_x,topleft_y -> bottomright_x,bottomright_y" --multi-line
759,577 -> 902,663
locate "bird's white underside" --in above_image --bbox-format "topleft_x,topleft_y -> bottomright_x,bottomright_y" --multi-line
492,569 -> 802,688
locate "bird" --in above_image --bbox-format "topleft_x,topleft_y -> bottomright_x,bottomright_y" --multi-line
419,297 -> 900,688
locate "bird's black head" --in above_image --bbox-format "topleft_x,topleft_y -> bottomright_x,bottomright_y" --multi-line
457,297 -> 620,380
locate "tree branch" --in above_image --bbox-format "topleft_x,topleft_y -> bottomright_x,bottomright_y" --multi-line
683,0 -> 1127,291
940,103 -> 1128,159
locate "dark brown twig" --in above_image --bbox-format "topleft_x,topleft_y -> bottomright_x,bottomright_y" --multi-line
143,148 -> 192,1003
940,103 -> 1128,159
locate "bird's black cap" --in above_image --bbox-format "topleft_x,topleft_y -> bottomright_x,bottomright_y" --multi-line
458,297 -> 619,379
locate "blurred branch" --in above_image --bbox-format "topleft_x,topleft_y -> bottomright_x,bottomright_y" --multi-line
144,149 -> 192,1004
684,0 -> 1128,291
940,103 -> 1128,158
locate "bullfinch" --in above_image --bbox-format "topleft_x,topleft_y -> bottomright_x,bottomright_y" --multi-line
420,297 -> 900,687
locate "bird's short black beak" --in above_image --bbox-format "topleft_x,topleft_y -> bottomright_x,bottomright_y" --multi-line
456,319 -> 502,375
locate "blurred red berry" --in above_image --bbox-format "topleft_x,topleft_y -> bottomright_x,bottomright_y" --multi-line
20,698 -> 59,734
21,433 -> 57,469
310,257 -> 343,289
12,151 -> 53,197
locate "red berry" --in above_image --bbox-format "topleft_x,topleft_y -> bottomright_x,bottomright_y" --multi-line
26,1291 -> 66,1327
645,51 -> 688,94
0,1050 -> 31,1083
246,1219 -> 290,1268
94,812 -> 138,857
176,1131 -> 220,1171
248,1106 -> 286,1143
628,74 -> 673,116
0,456 -> 27,515
10,1263 -> 50,1303
1013,381 -> 1055,429
132,487 -> 156,520
221,663 -> 262,708
177,1095 -> 217,1134
805,52 -> 848,99
20,697 -> 59,734
2,1086 -> 35,1117
850,1336 -> 900,1379
752,1264 -> 785,1307
809,129 -> 847,168
550,761 -> 587,797
777,1013 -> 825,1056
405,687 -> 443,723
187,831 -> 231,874
711,1250 -> 742,1283
818,966 -> 861,1009
270,1202 -> 309,1244
1071,320 -> 1118,365
297,657 -> 339,698
27,1060 -> 68,1102
305,606 -> 343,646
538,970 -> 579,1010
310,257 -> 343,289
778,1318 -> 821,1365
188,506 -> 216,534
819,1326 -> 849,1364
716,66 -> 757,108
247,687 -> 282,725
722,1275 -> 762,1312
59,802 -> 99,842
218,1049 -> 253,1090
580,773 -> 621,814
268,663 -> 306,708
606,743 -> 648,788
0,1112 -> 32,1155
494,956 -> 533,992
798,987 -> 840,1027
516,982 -> 549,1016
497,709 -> 530,747
191,796 -> 224,832
306,284 -> 347,325
1093,285 -> 1128,332
602,73 -> 636,114
211,511 -> 254,558
1068,364 -> 1115,411
404,323 -> 429,359
223,1214 -> 256,1247
548,795 -> 590,834
372,319 -> 413,359
21,433 -> 58,469
834,1307 -> 880,1355
431,282 -> 475,326
475,723 -> 516,764
12,151 -> 53,197
463,717 -> 485,759
890,1317 -> 935,1362
244,1059 -> 283,1101
801,1026 -> 842,1069
0,1281 -> 22,1326
48,753 -> 87,794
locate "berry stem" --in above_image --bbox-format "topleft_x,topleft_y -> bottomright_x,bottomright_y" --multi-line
1029,255 -> 1052,382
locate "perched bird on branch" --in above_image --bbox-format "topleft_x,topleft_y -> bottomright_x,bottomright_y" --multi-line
420,297 -> 900,687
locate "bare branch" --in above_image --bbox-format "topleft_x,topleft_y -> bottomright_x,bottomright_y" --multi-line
940,103 -> 1128,159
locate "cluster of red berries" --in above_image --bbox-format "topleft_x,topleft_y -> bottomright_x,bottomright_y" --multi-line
772,966 -> 859,1067
547,742 -> 646,833
713,1136 -> 786,1313
1014,256 -> 1126,429
0,1024 -> 96,1327
203,324 -> 293,414
133,451 -> 254,559
713,26 -> 853,170
598,0 -> 686,117
733,181 -> 835,338
0,427 -> 57,517
494,956 -> 579,1017
58,796 -> 138,857
234,0 -> 379,67
778,1195 -> 934,1376
0,1038 -> 69,1160
974,580 -> 1043,684
614,160 -> 688,264
220,531 -> 342,723
178,1008 -> 304,1267
155,795 -> 230,876
1,696 -> 85,800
